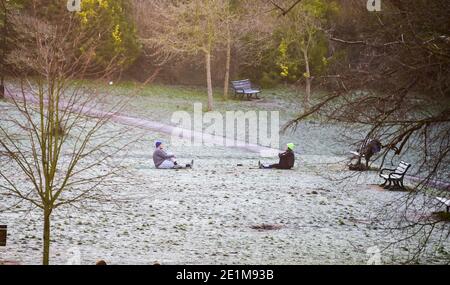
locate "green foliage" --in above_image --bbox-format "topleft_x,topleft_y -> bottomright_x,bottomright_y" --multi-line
260,71 -> 280,89
78,0 -> 141,68
276,39 -> 295,79
307,32 -> 330,75
5,0 -> 140,72
275,35 -> 331,83
0,0 -> 28,74
303,0 -> 339,18
250,0 -> 339,86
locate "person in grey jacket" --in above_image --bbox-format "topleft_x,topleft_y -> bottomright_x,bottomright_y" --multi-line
153,141 -> 193,169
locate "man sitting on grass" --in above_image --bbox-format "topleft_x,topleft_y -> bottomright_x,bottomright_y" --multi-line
259,143 -> 295,169
153,141 -> 193,169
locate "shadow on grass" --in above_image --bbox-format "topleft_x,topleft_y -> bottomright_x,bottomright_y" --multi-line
432,211 -> 450,223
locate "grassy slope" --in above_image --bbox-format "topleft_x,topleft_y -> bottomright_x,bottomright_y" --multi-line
95,81 -> 350,156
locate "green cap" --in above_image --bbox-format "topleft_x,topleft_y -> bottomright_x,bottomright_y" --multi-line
287,143 -> 295,150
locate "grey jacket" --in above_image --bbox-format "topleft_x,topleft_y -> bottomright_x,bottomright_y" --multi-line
153,148 -> 175,167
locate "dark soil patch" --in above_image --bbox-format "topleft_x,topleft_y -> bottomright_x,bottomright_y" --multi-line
367,184 -> 414,192
385,186 -> 415,192
250,224 -> 283,231
432,211 -> 450,223
0,259 -> 21,265
348,163 -> 379,172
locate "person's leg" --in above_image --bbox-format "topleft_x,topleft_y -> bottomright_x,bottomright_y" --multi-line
158,160 -> 175,169
185,159 -> 194,168
259,161 -> 269,168
169,157 -> 179,166
259,161 -> 278,169
269,164 -> 280,169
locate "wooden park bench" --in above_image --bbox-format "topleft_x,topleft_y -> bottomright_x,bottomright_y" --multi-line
379,161 -> 411,190
231,79 -> 261,100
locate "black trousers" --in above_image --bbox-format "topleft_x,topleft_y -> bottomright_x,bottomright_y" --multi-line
262,163 -> 290,169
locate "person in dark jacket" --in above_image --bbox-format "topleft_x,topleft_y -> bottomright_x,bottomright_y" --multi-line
259,143 -> 295,169
360,139 -> 382,168
349,138 -> 383,171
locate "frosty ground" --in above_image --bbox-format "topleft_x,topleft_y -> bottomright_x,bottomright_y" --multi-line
0,85 -> 448,264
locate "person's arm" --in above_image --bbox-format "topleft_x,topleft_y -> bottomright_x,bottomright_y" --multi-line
165,153 -> 175,159
159,150 -> 175,160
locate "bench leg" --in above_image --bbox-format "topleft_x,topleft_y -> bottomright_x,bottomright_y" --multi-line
387,181 -> 395,190
392,181 -> 399,190
390,180 -> 396,190
390,180 -> 404,191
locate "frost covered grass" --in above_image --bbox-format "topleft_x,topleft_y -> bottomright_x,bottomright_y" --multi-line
0,85 -> 448,265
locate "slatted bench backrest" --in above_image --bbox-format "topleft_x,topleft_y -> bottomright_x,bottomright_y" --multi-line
395,161 -> 411,174
231,79 -> 252,90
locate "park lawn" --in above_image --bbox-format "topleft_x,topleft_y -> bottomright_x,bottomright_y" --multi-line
1,81 -> 448,264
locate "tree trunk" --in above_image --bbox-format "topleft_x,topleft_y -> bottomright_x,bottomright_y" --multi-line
305,77 -> 311,108
1,2 -> 7,99
205,51 -> 214,111
303,49 -> 311,109
42,207 -> 51,265
223,24 -> 231,100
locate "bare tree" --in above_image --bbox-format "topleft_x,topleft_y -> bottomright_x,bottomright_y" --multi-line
0,9 -> 132,265
221,0 -> 280,87
279,8 -> 319,106
222,0 -> 233,100
268,0 -> 303,16
283,0 -> 450,263
133,0 -> 230,111
0,0 -> 12,99
221,0 -> 278,99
